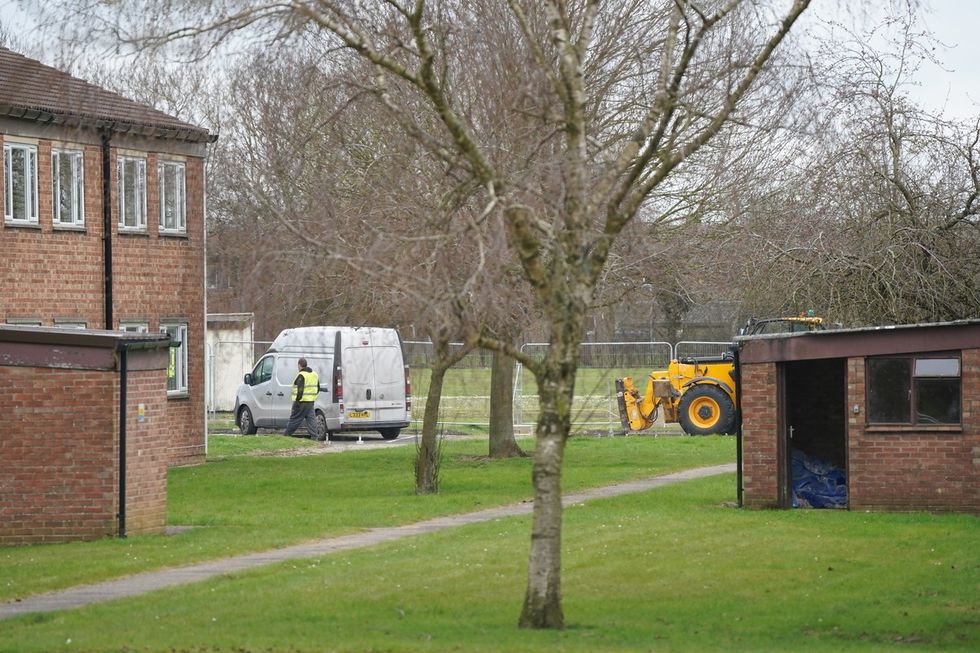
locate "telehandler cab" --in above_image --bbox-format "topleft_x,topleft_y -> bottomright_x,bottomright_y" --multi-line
615,315 -> 825,435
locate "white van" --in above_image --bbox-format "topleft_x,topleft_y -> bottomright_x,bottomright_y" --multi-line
234,326 -> 412,439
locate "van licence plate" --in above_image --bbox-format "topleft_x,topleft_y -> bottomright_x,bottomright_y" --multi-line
348,410 -> 371,419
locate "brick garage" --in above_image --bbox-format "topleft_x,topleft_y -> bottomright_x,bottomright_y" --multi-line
736,320 -> 979,513
0,47 -> 214,467
0,326 -> 171,545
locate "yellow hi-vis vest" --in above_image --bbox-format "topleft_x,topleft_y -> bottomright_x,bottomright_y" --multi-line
291,370 -> 320,402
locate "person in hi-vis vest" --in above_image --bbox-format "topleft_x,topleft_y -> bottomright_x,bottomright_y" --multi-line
284,358 -> 323,440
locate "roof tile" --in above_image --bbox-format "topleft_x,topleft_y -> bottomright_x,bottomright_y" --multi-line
0,47 -> 214,142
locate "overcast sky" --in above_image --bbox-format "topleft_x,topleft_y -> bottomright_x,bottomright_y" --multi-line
913,0 -> 980,120
1,0 -> 977,121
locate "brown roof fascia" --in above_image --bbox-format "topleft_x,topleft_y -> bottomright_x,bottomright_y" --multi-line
736,319 -> 980,364
0,326 -> 170,371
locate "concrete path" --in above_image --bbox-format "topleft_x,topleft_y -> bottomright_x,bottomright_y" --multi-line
0,463 -> 735,621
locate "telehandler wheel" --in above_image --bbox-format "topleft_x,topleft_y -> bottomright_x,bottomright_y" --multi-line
678,385 -> 735,436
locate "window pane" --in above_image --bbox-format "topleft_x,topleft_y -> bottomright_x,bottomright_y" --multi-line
162,324 -> 188,393
27,149 -> 36,219
58,153 -> 73,223
868,358 -> 911,423
137,161 -> 145,226
177,168 -> 185,229
123,161 -> 137,226
4,149 -> 11,216
163,167 -> 176,229
73,154 -> 84,223
914,358 -> 959,377
10,148 -> 25,220
915,379 -> 960,424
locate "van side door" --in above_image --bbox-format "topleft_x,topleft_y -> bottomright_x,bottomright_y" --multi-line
272,355 -> 300,427
249,355 -> 277,426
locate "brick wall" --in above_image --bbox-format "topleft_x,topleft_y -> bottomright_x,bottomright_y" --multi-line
741,350 -> 979,513
740,362 -> 780,508
1,132 -> 205,466
120,368 -> 171,535
848,350 -> 980,513
0,361 -> 169,544
110,150 -> 206,466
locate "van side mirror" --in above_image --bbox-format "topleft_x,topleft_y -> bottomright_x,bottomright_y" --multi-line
244,373 -> 252,385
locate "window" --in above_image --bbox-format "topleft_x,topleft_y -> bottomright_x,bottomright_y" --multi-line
251,356 -> 274,385
4,142 -> 38,224
52,149 -> 85,227
158,161 -> 186,233
55,320 -> 87,329
119,322 -> 149,333
867,355 -> 961,424
161,323 -> 188,395
117,156 -> 146,231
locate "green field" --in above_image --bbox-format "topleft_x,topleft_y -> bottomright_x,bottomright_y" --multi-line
1,437 -> 977,652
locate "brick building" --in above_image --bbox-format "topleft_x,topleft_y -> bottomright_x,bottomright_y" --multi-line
0,326 -> 172,544
0,47 -> 215,466
736,320 -> 979,513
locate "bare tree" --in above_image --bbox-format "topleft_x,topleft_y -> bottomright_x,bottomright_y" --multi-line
40,0 -> 815,628
728,11 -> 980,325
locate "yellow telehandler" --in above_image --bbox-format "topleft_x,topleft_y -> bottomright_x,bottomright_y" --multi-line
615,315 -> 825,435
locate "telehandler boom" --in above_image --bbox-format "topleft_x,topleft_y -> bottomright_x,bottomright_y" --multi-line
615,315 -> 824,435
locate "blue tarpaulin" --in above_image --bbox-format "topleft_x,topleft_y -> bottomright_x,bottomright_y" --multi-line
791,449 -> 847,508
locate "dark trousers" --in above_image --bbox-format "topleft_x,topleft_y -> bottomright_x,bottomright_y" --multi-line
284,401 -> 320,438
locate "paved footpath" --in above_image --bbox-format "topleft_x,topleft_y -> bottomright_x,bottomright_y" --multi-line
0,463 -> 735,621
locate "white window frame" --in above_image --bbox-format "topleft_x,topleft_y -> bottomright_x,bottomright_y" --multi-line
117,156 -> 147,231
4,142 -> 39,224
119,321 -> 149,333
52,149 -> 85,227
55,319 -> 87,329
161,322 -> 189,395
158,160 -> 186,234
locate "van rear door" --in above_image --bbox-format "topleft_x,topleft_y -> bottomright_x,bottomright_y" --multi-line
342,331 -> 406,427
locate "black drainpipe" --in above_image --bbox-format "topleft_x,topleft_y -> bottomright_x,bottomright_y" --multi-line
732,342 -> 744,508
101,130 -> 114,329
117,342 -> 128,538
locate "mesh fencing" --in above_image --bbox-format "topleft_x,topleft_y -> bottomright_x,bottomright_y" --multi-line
210,339 -> 724,435
405,341 -> 676,435
674,341 -> 732,360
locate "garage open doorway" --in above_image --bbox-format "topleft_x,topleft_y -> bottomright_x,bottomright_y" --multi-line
779,358 -> 848,509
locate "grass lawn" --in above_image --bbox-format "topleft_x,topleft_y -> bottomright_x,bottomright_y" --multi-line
1,471 -> 976,652
0,435 -> 730,603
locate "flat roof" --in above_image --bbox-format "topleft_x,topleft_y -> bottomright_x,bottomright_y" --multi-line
736,319 -> 980,364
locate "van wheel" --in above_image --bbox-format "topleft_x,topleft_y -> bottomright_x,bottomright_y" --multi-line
678,385 -> 734,436
239,406 -> 257,435
379,428 -> 400,440
314,411 -> 328,441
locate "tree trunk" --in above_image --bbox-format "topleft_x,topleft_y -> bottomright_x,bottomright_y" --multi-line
518,374 -> 573,629
489,348 -> 524,458
416,362 -> 447,495
518,335 -> 578,629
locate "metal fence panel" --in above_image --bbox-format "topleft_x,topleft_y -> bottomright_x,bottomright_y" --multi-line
674,341 -> 732,360
515,341 -> 674,434
211,339 -> 730,437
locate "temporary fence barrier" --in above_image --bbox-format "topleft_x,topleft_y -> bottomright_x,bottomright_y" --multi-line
206,340 -> 272,415
674,341 -> 732,360
514,341 -> 674,435
209,338 -> 730,436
